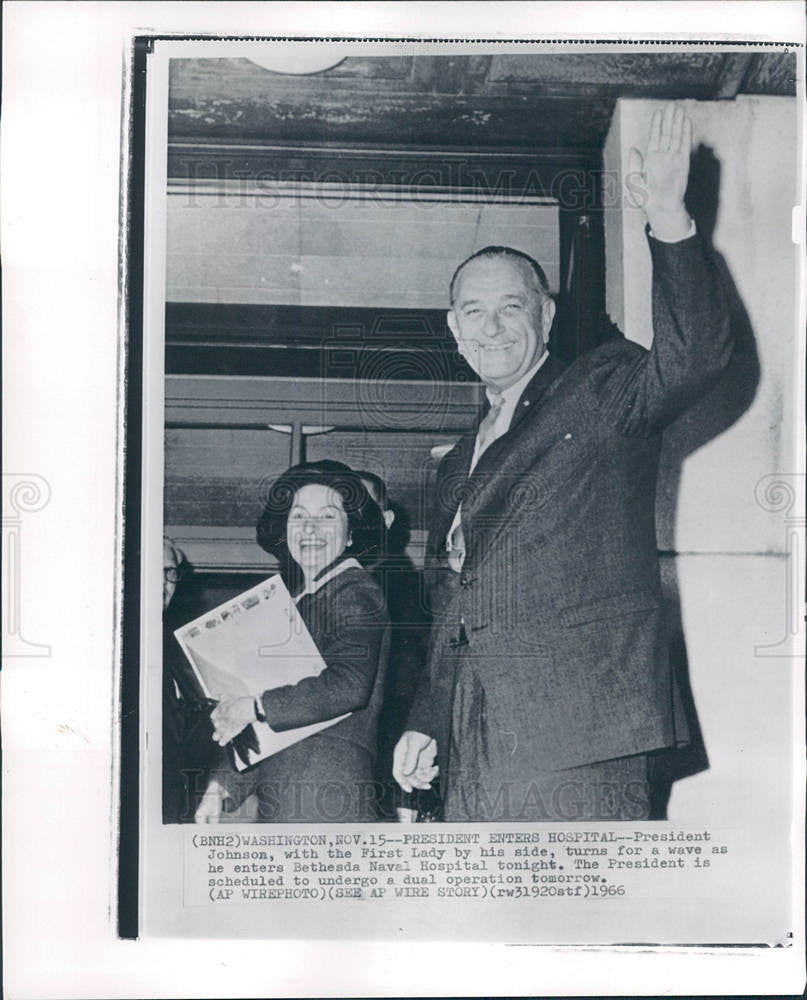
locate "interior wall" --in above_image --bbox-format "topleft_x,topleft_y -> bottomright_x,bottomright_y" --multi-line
166,192 -> 560,306
164,187 -> 560,566
602,97 -> 800,834
607,96 -> 798,553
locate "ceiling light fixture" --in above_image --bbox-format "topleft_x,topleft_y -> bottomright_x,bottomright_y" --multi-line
246,48 -> 346,76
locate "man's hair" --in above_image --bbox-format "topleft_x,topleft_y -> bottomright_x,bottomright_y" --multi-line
449,245 -> 551,306
163,535 -> 188,576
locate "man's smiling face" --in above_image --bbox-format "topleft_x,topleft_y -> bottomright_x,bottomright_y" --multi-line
448,254 -> 555,391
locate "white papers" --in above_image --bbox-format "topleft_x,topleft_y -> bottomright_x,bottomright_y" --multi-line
173,574 -> 348,769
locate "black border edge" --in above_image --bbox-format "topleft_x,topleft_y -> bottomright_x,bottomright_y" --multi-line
118,34 -> 152,941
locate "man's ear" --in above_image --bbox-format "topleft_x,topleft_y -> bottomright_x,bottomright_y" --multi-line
541,297 -> 556,342
447,310 -> 460,344
383,509 -> 395,530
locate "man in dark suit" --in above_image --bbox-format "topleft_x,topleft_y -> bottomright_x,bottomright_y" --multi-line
162,537 -> 217,822
393,103 -> 732,821
357,470 -> 432,820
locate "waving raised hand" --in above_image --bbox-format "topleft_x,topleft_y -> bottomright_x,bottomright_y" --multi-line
627,103 -> 694,242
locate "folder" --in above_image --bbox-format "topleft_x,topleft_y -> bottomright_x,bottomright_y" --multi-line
173,574 -> 349,770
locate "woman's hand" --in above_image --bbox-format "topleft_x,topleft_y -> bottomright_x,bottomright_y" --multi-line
210,695 -> 257,746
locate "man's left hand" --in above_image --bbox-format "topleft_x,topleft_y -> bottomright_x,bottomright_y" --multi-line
627,102 -> 693,242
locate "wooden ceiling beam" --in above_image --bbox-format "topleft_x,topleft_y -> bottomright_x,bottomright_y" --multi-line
166,53 -> 794,160
168,91 -> 615,151
712,53 -> 755,99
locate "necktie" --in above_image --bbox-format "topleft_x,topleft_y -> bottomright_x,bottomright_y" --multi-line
447,392 -> 505,573
475,391 -> 505,459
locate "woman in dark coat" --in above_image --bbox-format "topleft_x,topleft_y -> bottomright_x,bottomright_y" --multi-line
197,462 -> 389,823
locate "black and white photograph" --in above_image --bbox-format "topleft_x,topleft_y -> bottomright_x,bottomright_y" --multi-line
140,33 -> 803,942
4,3 -> 805,997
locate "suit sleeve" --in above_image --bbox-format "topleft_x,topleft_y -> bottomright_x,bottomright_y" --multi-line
260,579 -> 387,731
423,447 -> 466,610
405,669 -> 438,740
590,229 -> 732,436
404,454 -> 464,741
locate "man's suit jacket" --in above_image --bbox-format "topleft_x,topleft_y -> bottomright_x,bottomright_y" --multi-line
408,231 -> 732,811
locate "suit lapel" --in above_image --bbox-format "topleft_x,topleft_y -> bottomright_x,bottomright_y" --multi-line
508,352 -> 567,433
462,353 -> 567,566
432,354 -> 567,560
467,353 -> 566,486
431,429 -> 476,547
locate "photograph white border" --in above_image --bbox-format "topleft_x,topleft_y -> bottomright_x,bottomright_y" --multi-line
3,3 -> 805,997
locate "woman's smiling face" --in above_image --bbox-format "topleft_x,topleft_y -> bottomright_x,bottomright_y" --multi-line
286,483 -> 350,579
